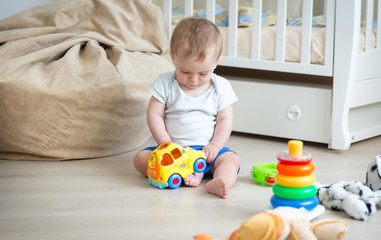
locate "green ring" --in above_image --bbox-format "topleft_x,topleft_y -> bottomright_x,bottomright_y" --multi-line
272,184 -> 317,200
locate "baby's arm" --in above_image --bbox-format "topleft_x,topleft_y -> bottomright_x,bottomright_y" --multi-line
147,96 -> 172,144
203,105 -> 233,163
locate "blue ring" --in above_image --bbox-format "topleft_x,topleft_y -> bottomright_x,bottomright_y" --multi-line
270,195 -> 319,211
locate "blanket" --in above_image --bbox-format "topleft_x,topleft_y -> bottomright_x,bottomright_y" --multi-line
172,6 -> 327,28
0,0 -> 174,160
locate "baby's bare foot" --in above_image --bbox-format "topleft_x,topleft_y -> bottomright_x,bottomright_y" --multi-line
206,178 -> 229,199
184,172 -> 204,187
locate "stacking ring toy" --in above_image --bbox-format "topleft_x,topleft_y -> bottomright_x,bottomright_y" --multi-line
272,184 -> 317,200
275,173 -> 315,188
270,195 -> 319,211
276,162 -> 314,176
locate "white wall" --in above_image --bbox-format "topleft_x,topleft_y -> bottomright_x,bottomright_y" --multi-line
0,0 -> 57,20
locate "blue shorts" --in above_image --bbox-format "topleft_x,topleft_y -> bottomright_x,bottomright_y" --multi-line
142,145 -> 237,174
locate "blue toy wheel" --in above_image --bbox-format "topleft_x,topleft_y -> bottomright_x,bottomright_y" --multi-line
193,158 -> 207,173
168,174 -> 182,189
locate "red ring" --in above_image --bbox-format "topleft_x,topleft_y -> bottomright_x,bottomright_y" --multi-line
276,162 -> 314,176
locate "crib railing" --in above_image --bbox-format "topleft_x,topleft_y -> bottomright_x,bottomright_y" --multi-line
377,0 -> 381,50
150,0 -> 378,77
220,0 -> 336,76
365,0 -> 381,52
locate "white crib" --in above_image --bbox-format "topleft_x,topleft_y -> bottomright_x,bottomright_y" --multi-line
151,0 -> 381,150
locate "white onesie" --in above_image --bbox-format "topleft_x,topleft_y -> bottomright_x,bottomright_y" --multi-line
148,71 -> 238,146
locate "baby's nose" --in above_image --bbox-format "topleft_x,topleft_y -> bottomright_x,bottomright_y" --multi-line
189,74 -> 198,82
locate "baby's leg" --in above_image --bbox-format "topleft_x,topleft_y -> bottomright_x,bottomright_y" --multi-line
206,152 -> 240,199
133,150 -> 152,175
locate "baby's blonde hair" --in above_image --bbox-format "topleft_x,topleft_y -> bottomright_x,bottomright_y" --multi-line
170,17 -> 223,62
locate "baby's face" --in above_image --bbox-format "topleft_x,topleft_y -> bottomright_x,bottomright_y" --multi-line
171,46 -> 219,91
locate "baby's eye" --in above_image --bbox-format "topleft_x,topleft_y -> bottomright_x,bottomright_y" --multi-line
199,72 -> 208,76
181,70 -> 190,74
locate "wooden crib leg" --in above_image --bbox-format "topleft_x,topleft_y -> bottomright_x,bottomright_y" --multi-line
329,0 -> 361,150
330,77 -> 351,150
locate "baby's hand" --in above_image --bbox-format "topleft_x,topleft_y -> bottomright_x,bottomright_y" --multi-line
202,144 -> 220,163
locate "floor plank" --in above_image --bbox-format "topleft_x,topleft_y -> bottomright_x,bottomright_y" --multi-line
1,133 -> 381,239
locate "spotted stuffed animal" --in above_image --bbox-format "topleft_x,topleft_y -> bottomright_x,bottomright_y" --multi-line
366,155 -> 381,191
316,155 -> 381,221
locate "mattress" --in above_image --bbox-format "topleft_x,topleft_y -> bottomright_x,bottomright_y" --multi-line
219,26 -> 376,64
219,26 -> 326,64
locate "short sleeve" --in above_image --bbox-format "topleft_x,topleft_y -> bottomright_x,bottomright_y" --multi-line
213,75 -> 238,112
147,71 -> 175,104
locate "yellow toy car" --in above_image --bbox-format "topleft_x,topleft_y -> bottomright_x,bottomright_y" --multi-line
147,142 -> 207,189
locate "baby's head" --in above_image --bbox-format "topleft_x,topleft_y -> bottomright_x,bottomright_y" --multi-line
170,17 -> 223,91
170,17 -> 223,62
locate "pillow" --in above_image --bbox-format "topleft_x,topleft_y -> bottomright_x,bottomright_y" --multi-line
172,7 -> 328,28
0,0 -> 174,160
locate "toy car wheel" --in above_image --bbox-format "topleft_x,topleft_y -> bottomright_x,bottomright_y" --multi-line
193,158 -> 207,173
168,174 -> 182,189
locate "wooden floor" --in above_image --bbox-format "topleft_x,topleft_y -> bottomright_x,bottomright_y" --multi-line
1,133 -> 381,240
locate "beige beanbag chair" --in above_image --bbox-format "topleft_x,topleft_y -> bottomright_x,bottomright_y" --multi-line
0,0 -> 174,160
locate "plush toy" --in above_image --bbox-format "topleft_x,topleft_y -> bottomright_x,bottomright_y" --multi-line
194,207 -> 349,240
366,155 -> 381,191
316,155 -> 381,221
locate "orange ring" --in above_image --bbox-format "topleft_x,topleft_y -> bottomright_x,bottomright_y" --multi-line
276,162 -> 314,176
275,173 -> 315,188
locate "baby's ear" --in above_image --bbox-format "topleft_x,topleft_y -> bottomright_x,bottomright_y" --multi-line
311,219 -> 349,240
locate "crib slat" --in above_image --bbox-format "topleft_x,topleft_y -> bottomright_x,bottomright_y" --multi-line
251,0 -> 262,60
301,0 -> 313,64
206,0 -> 216,23
365,0 -> 374,52
378,0 -> 381,49
184,0 -> 193,18
276,0 -> 287,62
163,0 -> 172,40
228,0 -> 238,57
324,0 -> 335,68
